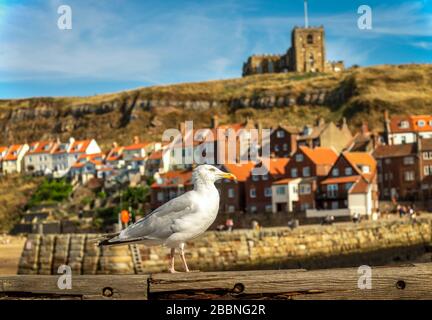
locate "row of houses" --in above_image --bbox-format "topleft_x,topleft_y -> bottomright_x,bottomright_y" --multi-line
2,112 -> 432,218
149,113 -> 432,219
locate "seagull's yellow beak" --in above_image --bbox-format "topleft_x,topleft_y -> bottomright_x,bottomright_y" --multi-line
221,172 -> 237,181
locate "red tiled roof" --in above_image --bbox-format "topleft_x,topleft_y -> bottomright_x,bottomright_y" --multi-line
373,144 -> 415,158
300,146 -> 338,166
69,140 -> 92,153
273,177 -> 298,185
350,178 -> 370,194
343,152 -> 377,181
223,162 -> 256,182
267,158 -> 290,176
106,147 -> 123,162
3,144 -> 24,161
27,141 -> 56,154
123,143 -> 151,151
321,175 -> 360,185
151,170 -> 193,188
390,115 -> 432,133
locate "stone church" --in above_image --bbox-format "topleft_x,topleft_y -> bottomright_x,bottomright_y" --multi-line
242,2 -> 344,76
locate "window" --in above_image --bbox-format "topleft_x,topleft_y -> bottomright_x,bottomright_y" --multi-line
262,174 -> 269,181
385,158 -> 391,164
276,130 -> 285,138
361,166 -> 370,174
345,167 -> 353,175
332,168 -> 339,177
291,168 -> 298,178
228,188 -> 235,198
300,203 -> 310,211
424,166 -> 430,176
399,121 -> 409,129
345,183 -> 353,191
418,120 -> 426,127
265,205 -> 273,213
303,166 -> 311,177
276,186 -> 286,195
424,152 -> 430,160
295,154 -> 304,162
403,157 -> 414,165
327,184 -> 338,198
264,188 -> 272,197
252,175 -> 259,182
300,184 -> 311,195
404,171 -> 415,181
307,34 -> 313,44
274,144 -> 280,152
401,136 -> 407,144
157,192 -> 164,201
227,205 -> 235,213
250,206 -> 257,213
283,144 -> 288,151
331,201 -> 339,209
250,189 -> 257,198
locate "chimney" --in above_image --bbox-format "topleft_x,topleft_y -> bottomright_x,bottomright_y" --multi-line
317,117 -> 325,127
112,141 -> 118,148
179,122 -> 186,135
361,122 -> 369,135
211,115 -> 219,129
133,136 -> 140,144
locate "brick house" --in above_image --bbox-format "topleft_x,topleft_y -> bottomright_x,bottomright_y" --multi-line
267,125 -> 300,158
271,146 -> 337,213
373,138 -> 432,202
316,152 -> 378,217
150,170 -> 193,210
216,162 -> 256,213
245,158 -> 290,213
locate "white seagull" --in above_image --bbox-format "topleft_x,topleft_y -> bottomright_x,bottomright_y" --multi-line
98,165 -> 237,273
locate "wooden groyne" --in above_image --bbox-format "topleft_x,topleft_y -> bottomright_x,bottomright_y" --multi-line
1,263 -> 432,300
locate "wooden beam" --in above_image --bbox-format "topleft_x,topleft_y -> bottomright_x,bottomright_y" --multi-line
1,263 -> 432,300
0,275 -> 149,300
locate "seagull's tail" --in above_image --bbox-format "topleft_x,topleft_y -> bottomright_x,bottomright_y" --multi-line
92,232 -> 147,247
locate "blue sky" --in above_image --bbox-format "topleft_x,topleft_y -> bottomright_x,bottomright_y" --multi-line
0,0 -> 431,98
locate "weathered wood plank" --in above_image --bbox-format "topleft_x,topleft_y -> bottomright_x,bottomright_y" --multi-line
1,263 -> 432,300
0,275 -> 149,300
149,263 -> 432,300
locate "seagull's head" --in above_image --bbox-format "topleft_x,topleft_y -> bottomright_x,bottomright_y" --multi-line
193,165 -> 237,184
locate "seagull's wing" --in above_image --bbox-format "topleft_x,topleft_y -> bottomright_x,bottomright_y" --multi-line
105,191 -> 197,245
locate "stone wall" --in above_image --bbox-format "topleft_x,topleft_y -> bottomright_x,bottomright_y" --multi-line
17,217 -> 432,275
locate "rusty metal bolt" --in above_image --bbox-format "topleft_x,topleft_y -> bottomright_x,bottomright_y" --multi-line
396,280 -> 406,290
232,283 -> 245,294
102,287 -> 114,297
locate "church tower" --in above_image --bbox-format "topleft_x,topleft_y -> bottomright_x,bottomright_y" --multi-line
290,1 -> 326,72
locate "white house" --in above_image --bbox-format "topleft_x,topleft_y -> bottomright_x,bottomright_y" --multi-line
0,146 -> 9,172
385,113 -> 432,145
271,178 -> 301,213
23,141 -> 58,174
2,144 -> 30,174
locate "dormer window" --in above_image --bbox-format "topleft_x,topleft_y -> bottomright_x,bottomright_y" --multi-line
276,130 -> 285,138
361,166 -> 370,173
418,120 -> 425,127
295,154 -> 304,162
399,121 -> 409,129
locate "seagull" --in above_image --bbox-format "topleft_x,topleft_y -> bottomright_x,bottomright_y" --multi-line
97,165 -> 237,273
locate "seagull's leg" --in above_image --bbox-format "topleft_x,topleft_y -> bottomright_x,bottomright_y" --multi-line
168,248 -> 178,273
179,243 -> 190,272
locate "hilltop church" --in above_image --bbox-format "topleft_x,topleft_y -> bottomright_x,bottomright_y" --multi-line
242,1 -> 344,76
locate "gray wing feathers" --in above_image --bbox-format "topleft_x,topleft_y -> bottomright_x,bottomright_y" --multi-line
119,192 -> 196,241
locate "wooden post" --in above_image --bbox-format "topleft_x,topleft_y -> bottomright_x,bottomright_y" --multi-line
1,263 -> 432,300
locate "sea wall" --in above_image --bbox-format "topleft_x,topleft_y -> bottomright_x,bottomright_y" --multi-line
17,217 -> 432,275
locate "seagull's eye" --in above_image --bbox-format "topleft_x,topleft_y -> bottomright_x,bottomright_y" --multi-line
209,168 -> 215,172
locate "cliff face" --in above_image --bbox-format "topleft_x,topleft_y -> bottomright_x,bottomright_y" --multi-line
1,64 -> 431,147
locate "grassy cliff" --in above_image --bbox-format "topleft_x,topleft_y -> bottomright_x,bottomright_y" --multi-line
0,64 -> 431,148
